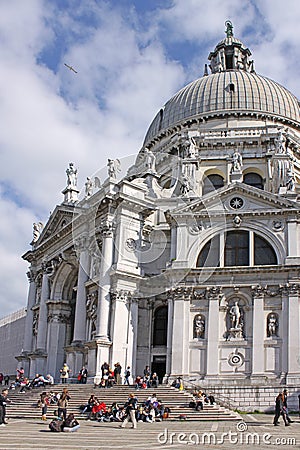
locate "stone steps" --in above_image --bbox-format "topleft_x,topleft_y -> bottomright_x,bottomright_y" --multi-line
6,384 -> 240,421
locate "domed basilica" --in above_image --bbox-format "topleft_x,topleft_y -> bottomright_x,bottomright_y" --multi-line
20,22 -> 300,409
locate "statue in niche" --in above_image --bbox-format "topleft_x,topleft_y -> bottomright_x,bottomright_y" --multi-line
231,150 -> 243,172
107,159 -> 121,178
267,313 -> 278,337
194,314 -> 205,339
66,162 -> 78,187
180,173 -> 193,195
227,301 -> 244,340
229,301 -> 241,329
144,148 -> 156,172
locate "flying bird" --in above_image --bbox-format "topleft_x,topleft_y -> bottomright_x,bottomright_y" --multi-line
64,63 -> 78,74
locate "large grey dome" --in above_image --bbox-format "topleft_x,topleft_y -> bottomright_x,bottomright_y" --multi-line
144,70 -> 300,145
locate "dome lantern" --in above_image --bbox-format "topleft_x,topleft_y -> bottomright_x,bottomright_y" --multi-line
208,21 -> 255,73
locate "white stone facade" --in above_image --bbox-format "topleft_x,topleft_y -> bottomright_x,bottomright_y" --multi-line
18,24 -> 300,409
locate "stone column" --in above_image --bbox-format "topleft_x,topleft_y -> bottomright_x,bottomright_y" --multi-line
166,296 -> 174,376
171,288 -> 190,375
129,298 -> 139,378
251,285 -> 265,377
110,291 -> 131,376
23,270 -> 37,353
72,236 -> 90,343
206,287 -> 221,376
46,308 -> 71,381
285,284 -> 300,384
36,266 -> 49,352
95,220 -> 114,378
96,221 -> 114,341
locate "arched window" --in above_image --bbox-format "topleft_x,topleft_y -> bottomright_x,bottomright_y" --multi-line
153,306 -> 168,346
196,236 -> 220,267
243,173 -> 264,190
254,234 -> 277,265
197,231 -> 277,267
203,174 -> 224,195
225,231 -> 249,266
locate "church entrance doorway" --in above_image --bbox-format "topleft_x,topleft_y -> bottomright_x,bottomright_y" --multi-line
151,355 -> 166,384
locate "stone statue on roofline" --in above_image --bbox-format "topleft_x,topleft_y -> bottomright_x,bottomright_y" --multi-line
107,159 -> 121,178
32,222 -> 44,242
66,162 -> 78,187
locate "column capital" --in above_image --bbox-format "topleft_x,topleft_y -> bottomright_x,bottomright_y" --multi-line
41,254 -> 64,277
284,283 -> 300,295
167,286 -> 192,300
47,312 -> 70,324
26,269 -> 36,283
206,285 -> 224,300
251,284 -> 265,299
111,290 -> 133,303
98,219 -> 116,237
74,234 -> 91,252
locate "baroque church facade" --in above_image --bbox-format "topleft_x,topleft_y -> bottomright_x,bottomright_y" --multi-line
20,23 -> 300,400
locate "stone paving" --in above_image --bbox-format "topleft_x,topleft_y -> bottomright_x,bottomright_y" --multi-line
0,414 -> 300,450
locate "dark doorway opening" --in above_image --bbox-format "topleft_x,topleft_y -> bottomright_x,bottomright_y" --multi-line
151,356 -> 166,384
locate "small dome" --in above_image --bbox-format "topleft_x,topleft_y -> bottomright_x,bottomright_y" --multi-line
144,71 -> 300,145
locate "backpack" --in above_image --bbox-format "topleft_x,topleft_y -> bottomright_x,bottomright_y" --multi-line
49,419 -> 63,432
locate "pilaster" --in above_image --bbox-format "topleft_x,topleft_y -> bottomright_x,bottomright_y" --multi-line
72,235 -> 90,343
206,287 -> 222,376
251,285 -> 265,378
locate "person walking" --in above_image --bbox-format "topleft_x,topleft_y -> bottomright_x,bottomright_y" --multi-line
282,389 -> 293,423
124,367 -> 131,385
273,392 -> 290,426
57,387 -> 70,421
120,393 -> 138,429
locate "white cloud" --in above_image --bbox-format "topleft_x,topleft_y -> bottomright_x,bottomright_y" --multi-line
1,0 -> 300,316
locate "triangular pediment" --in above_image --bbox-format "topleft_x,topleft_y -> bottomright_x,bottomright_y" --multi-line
169,183 -> 300,217
34,204 -> 76,245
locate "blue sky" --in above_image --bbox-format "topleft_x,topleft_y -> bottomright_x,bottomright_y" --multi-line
1,0 -> 300,317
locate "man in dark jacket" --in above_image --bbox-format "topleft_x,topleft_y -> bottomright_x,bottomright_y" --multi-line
282,389 -> 293,423
120,393 -> 138,429
273,393 -> 289,426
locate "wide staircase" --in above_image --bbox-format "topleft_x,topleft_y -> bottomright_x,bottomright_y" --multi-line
6,383 -> 240,422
